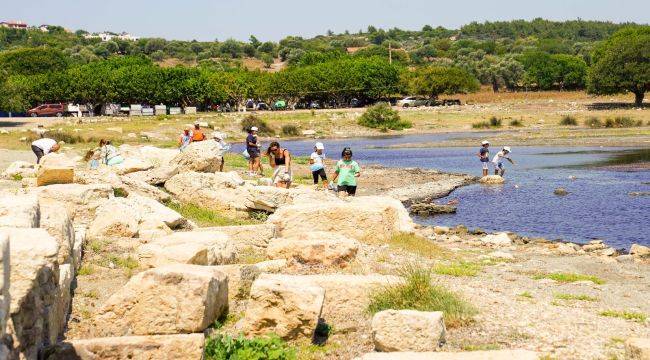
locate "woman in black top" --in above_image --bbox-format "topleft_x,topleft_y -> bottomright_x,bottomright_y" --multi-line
267,141 -> 292,188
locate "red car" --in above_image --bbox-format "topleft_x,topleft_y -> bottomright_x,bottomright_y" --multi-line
26,103 -> 65,117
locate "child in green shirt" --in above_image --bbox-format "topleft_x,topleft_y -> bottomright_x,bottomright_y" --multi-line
332,147 -> 361,196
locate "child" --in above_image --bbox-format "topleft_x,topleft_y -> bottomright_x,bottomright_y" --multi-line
477,140 -> 490,177
492,146 -> 515,176
332,147 -> 361,196
309,142 -> 328,189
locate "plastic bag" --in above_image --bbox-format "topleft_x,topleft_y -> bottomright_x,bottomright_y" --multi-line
242,149 -> 250,159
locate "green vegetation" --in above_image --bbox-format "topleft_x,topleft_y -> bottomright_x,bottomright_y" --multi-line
358,103 -> 411,131
532,272 -> 605,285
166,201 -> 260,227
406,65 -> 480,99
518,291 -> 533,299
383,233 -> 453,260
588,27 -> 650,106
204,334 -> 296,360
281,124 -> 299,136
554,293 -> 598,301
472,121 -> 491,129
77,264 -> 95,276
433,261 -> 481,277
113,188 -> 128,197
472,116 -> 502,129
367,266 -> 477,328
489,116 -> 502,127
461,343 -> 501,351
604,117 -> 642,128
509,119 -> 524,127
585,117 -> 603,128
241,115 -> 275,136
599,310 -> 647,322
559,115 -> 578,126
11,174 -> 23,181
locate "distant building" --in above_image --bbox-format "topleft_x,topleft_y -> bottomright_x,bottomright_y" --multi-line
0,21 -> 28,29
38,25 -> 50,32
84,31 -> 139,42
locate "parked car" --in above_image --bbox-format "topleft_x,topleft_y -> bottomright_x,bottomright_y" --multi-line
26,103 -> 66,117
256,102 -> 269,111
350,98 -> 365,108
396,96 -> 429,108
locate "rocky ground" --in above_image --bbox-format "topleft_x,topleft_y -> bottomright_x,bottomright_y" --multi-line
0,137 -> 648,360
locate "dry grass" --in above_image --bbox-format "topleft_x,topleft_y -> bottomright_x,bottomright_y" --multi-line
382,233 -> 456,260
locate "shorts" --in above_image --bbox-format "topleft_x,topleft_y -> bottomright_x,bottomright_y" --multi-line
312,168 -> 327,183
482,162 -> 489,170
247,149 -> 260,159
494,162 -> 503,169
338,184 -> 357,196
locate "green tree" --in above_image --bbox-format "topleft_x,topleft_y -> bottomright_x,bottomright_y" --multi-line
588,26 -> 650,105
0,47 -> 69,75
406,66 -> 479,99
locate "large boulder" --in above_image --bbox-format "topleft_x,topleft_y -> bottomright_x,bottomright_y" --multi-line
53,264 -> 73,340
87,198 -> 141,239
112,158 -> 154,175
371,309 -> 445,352
43,334 -> 205,360
626,338 -> 650,360
354,350 -> 539,360
0,194 -> 40,228
118,145 -> 179,167
138,231 -> 235,267
36,153 -> 75,186
630,244 -> 650,263
170,140 -> 223,173
0,228 -> 60,359
258,274 -> 399,327
125,165 -> 179,186
74,167 -> 123,189
198,223 -> 276,251
128,193 -> 193,230
480,232 -> 513,246
268,196 -> 415,241
2,161 -> 36,180
35,184 -> 113,222
479,175 -> 505,185
119,175 -> 171,203
91,264 -> 228,337
267,232 -> 360,267
240,275 -> 325,340
39,202 -> 75,265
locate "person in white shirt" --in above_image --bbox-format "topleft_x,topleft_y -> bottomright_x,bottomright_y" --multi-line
31,138 -> 60,163
492,146 -> 515,176
309,142 -> 328,189
213,132 -> 230,172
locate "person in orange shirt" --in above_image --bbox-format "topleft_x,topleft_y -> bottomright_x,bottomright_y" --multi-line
191,123 -> 206,142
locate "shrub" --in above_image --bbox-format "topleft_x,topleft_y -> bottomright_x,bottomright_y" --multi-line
509,119 -> 523,127
559,115 -> 578,126
472,121 -> 491,129
204,334 -> 296,360
113,188 -> 128,197
358,103 -> 412,131
281,124 -> 299,136
367,266 -> 476,327
604,116 -> 639,128
241,114 -> 274,136
584,117 -> 602,128
489,116 -> 502,127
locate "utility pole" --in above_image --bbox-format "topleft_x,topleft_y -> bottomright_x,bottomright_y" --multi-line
388,42 -> 392,64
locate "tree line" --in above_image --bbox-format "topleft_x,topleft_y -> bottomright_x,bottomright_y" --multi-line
0,25 -> 647,111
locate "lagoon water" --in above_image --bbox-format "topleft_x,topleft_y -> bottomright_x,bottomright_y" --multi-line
233,133 -> 649,249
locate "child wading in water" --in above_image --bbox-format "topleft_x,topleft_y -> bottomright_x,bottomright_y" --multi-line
309,142 -> 328,189
332,147 -> 360,196
478,140 -> 490,177
492,146 -> 515,176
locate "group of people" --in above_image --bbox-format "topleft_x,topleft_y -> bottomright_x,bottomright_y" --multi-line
244,126 -> 361,196
477,141 -> 515,177
179,122 -> 229,172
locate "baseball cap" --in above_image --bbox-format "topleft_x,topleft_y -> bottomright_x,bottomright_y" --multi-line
315,142 -> 324,150
503,146 -> 511,152
481,140 -> 490,145
251,126 -> 258,131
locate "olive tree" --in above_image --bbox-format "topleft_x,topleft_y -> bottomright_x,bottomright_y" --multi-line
405,65 -> 479,99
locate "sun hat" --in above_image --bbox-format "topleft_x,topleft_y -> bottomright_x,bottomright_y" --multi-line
315,142 -> 325,150
481,140 -> 490,145
503,146 -> 511,152
251,126 -> 258,131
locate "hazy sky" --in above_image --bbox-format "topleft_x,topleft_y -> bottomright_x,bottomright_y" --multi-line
3,0 -> 649,41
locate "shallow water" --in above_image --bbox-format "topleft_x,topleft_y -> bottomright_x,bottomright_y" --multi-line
233,134 -> 649,249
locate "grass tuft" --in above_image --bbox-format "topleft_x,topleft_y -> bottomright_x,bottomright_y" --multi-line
599,310 -> 646,322
461,343 -> 501,351
77,264 -> 95,276
584,117 -> 603,128
559,115 -> 578,126
532,272 -> 605,285
433,261 -> 481,277
509,119 -> 524,127
518,291 -> 533,299
554,293 -> 598,302
367,266 -> 477,328
383,233 -> 454,260
166,201 -> 259,227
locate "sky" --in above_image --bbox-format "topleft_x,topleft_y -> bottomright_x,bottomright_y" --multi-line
3,0 -> 649,41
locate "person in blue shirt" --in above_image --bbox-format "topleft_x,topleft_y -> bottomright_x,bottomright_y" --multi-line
477,140 -> 490,177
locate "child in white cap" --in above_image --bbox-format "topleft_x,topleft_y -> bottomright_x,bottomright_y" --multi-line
492,146 -> 515,176
309,142 -> 328,189
477,140 -> 490,177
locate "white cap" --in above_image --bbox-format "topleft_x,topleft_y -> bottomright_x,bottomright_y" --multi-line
481,140 -> 490,145
315,142 -> 324,150
503,146 -> 511,152
251,126 -> 258,131
212,132 -> 223,140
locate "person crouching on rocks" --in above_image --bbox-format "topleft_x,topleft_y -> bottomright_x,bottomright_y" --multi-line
31,137 -> 60,164
478,140 -> 490,177
332,147 -> 361,197
309,142 -> 328,190
492,146 -> 515,177
102,140 -> 124,166
267,141 -> 292,188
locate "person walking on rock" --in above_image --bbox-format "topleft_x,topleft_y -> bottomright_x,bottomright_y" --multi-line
332,147 -> 361,197
478,140 -> 490,177
267,141 -> 292,188
310,142 -> 328,189
246,127 -> 262,176
492,146 -> 515,176
31,137 -> 60,163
